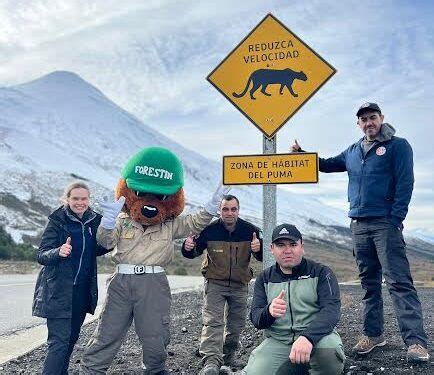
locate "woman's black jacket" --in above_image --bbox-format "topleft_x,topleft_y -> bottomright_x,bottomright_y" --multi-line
32,206 -> 111,318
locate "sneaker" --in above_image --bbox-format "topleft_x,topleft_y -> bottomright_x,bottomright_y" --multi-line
407,344 -> 430,363
198,362 -> 220,375
352,335 -> 387,355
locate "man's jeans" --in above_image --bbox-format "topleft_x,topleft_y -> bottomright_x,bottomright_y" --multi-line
350,217 -> 428,347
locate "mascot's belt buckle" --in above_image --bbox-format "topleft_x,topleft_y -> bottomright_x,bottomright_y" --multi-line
133,265 -> 146,274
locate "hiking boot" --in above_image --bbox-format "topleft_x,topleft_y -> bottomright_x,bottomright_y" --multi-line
352,335 -> 387,354
407,344 -> 430,363
198,362 -> 220,375
223,354 -> 245,370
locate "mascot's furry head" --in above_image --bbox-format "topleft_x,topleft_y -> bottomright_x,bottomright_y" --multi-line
115,147 -> 185,226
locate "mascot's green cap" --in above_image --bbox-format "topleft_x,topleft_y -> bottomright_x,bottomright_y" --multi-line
121,147 -> 184,195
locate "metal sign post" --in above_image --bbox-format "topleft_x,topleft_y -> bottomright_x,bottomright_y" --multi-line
262,135 -> 276,268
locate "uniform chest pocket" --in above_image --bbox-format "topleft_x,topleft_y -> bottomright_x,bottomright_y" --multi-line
150,231 -> 169,241
234,243 -> 251,266
121,229 -> 135,239
207,248 -> 227,269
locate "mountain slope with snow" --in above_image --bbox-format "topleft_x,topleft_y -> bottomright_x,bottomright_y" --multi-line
0,71 -> 432,261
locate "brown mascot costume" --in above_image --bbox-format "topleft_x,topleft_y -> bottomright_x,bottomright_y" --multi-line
80,146 -> 229,374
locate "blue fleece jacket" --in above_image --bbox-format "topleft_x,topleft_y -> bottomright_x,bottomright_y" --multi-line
319,123 -> 414,227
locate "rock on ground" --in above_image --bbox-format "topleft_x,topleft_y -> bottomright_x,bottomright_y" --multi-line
1,285 -> 433,374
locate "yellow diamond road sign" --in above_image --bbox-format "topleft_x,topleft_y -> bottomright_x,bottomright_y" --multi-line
223,153 -> 318,185
207,14 -> 336,138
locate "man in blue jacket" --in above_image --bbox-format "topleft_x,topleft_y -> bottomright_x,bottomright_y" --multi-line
291,102 -> 429,363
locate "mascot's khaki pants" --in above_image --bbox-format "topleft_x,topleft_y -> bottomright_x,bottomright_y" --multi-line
80,273 -> 171,374
200,279 -> 248,366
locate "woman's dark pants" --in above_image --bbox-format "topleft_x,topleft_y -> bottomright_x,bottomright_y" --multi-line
42,284 -> 90,375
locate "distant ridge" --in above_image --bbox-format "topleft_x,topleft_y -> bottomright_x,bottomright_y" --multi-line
0,71 -> 432,269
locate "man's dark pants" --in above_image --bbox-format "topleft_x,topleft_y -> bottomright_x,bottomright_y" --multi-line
350,217 -> 428,347
43,283 -> 90,375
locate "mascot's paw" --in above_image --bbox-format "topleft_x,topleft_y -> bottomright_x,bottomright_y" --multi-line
99,196 -> 126,229
205,183 -> 231,215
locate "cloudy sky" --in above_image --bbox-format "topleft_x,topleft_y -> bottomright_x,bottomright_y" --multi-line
1,0 -> 433,232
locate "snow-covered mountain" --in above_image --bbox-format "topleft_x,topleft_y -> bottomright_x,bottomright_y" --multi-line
408,228 -> 434,246
0,71 -> 432,260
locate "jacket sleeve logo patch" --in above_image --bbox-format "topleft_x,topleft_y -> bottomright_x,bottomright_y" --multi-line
297,275 -> 311,280
376,146 -> 386,156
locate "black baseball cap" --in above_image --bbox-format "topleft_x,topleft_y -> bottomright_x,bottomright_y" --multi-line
272,224 -> 302,243
356,102 -> 382,117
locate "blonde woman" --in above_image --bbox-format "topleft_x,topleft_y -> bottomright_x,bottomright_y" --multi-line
32,182 -> 111,375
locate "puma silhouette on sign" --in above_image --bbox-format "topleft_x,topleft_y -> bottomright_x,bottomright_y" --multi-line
232,68 -> 308,100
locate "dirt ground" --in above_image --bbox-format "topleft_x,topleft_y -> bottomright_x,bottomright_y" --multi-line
1,285 -> 433,375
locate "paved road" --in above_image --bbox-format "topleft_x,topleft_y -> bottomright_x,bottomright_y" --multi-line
0,274 -> 204,337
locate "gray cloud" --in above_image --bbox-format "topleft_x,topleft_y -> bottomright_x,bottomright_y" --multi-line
1,0 -> 433,230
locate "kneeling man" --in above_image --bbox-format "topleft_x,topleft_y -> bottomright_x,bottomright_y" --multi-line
244,224 -> 345,375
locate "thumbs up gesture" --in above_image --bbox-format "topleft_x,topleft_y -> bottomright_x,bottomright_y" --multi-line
59,237 -> 72,257
251,232 -> 261,253
269,290 -> 287,318
184,232 -> 197,252
290,139 -> 302,153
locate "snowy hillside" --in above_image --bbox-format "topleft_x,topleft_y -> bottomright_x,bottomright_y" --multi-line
0,71 -> 432,259
0,71 -> 219,240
